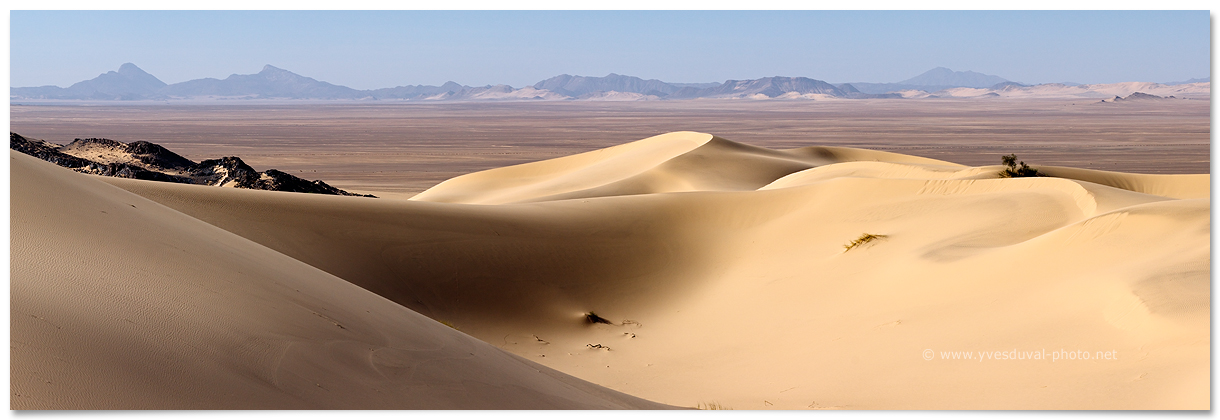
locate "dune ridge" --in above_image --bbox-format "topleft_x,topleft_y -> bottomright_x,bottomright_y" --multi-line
412,131 -> 961,204
78,132 -> 1209,409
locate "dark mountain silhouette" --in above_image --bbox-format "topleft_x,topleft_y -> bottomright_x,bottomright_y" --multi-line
1164,77 -> 1209,86
843,67 -> 1011,94
11,63 -> 474,101
10,132 -> 375,197
837,83 -> 861,93
12,63 -> 1050,101
898,67 -> 1008,87
161,65 -> 369,99
705,76 -> 844,97
368,81 -> 469,99
662,86 -> 707,100
532,73 -> 683,96
668,82 -> 722,89
11,63 -> 168,100
668,76 -> 897,99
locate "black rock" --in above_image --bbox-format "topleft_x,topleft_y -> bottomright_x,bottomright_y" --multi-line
10,133 -> 94,168
10,132 -> 375,198
258,169 -> 377,197
78,162 -> 193,183
125,141 -> 197,171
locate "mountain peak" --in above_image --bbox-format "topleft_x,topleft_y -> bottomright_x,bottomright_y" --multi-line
49,62 -> 168,98
253,65 -> 316,85
532,73 -> 680,97
113,63 -> 162,86
899,67 -> 1008,88
117,63 -> 146,75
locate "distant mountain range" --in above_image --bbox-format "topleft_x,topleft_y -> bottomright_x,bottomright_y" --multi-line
10,63 -> 1210,102
1164,77 -> 1210,86
14,63 -> 170,100
843,67 -> 1014,94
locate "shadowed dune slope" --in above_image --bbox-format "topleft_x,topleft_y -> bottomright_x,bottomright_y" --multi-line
102,132 -> 1209,409
9,151 -> 674,410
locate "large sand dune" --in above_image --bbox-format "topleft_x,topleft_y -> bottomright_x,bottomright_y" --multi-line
412,132 -> 962,204
13,131 -> 1208,409
9,151 -> 672,409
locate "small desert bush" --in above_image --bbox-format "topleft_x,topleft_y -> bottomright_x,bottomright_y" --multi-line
999,154 -> 1042,178
439,320 -> 460,331
844,233 -> 887,252
697,401 -> 731,410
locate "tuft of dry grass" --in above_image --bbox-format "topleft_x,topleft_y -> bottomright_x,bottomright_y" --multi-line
438,320 -> 460,331
843,233 -> 887,252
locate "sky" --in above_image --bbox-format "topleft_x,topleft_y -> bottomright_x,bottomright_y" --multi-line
9,10 -> 1212,90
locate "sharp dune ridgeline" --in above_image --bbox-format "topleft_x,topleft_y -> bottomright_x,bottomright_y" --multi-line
12,132 -> 1209,409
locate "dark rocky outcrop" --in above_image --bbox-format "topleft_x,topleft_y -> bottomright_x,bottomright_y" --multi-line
258,169 -> 365,196
1116,92 -> 1176,101
10,133 -> 94,168
10,132 -> 375,198
1099,92 -> 1179,103
78,162 -> 193,183
124,141 -> 197,171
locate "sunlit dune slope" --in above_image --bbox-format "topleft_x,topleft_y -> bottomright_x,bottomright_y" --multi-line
102,132 -> 1209,410
410,131 -> 960,204
9,151 -> 674,410
1035,166 -> 1209,199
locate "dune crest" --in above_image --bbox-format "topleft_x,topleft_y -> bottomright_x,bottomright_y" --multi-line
412,132 -> 960,204
410,131 -> 714,204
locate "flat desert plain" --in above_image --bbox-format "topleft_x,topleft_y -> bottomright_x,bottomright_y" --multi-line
9,98 -> 1211,409
9,98 -> 1210,198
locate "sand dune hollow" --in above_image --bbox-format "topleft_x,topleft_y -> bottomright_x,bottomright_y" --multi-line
11,131 -> 1210,409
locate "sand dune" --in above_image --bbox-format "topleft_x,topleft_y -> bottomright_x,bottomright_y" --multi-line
9,151 -> 673,409
763,160 -> 1210,199
77,132 -> 1210,410
1035,166 -> 1210,200
412,131 -> 959,204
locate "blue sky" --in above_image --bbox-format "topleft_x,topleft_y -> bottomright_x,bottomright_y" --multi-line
9,10 -> 1211,89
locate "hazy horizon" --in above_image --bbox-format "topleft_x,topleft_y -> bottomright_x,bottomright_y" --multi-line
10,11 -> 1210,90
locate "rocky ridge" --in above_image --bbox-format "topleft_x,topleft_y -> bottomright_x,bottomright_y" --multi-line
10,132 -> 375,197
